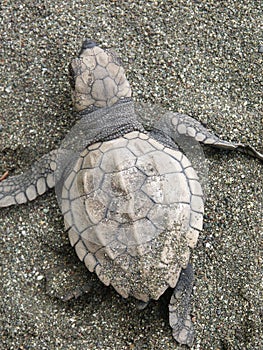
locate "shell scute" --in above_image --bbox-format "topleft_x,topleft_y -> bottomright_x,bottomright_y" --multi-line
62,133 -> 204,301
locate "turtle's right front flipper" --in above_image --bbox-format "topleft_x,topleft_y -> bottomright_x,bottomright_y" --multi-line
156,112 -> 263,161
0,150 -> 58,208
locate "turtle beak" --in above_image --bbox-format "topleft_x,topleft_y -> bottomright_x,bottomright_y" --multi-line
79,39 -> 97,55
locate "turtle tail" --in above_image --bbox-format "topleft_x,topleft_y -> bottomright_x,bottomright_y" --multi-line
0,150 -> 58,207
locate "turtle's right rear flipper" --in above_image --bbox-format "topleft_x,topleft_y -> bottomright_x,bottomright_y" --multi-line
0,150 -> 58,208
169,263 -> 195,347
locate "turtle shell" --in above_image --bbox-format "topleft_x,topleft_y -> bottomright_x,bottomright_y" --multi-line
61,131 -> 204,302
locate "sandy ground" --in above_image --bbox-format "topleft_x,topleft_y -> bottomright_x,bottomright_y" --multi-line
0,1 -> 262,349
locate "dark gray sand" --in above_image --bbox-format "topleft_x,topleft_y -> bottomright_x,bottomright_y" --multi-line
1,1 -> 262,349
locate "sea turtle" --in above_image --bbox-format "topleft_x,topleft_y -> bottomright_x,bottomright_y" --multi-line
0,39 -> 262,347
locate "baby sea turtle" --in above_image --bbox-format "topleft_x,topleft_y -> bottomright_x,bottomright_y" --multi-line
0,39 -> 262,347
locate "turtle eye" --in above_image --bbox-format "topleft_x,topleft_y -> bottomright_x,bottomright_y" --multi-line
68,63 -> 75,89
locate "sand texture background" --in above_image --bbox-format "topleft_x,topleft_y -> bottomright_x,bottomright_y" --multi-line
0,1 -> 262,349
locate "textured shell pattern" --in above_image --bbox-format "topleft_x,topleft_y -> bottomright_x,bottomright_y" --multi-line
61,131 -> 204,302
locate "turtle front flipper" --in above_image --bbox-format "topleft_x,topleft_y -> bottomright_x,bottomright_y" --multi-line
0,150 -> 58,207
169,263 -> 194,347
148,111 -> 263,161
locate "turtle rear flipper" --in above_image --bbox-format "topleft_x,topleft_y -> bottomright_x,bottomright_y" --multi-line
0,149 -> 58,208
45,263 -> 94,301
169,263 -> 195,347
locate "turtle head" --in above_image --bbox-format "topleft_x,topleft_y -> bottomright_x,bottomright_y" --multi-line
69,39 -> 132,112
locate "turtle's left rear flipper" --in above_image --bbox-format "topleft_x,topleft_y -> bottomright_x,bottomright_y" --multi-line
0,150 -> 58,208
45,263 -> 94,301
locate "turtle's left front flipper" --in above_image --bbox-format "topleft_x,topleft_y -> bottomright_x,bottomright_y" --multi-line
153,112 -> 263,161
0,150 -> 58,208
